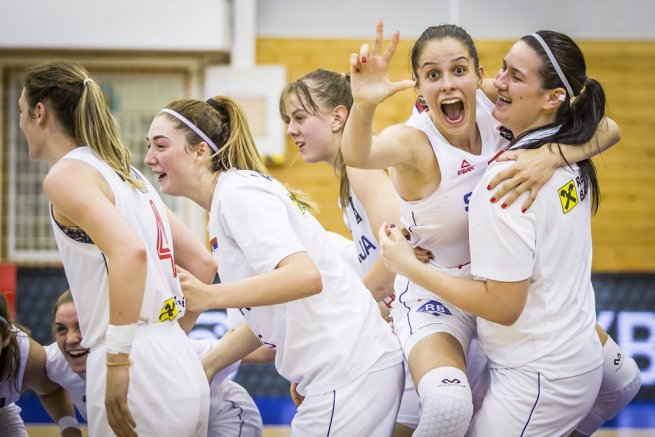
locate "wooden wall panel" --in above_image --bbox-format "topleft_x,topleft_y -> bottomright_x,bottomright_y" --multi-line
257,37 -> 655,272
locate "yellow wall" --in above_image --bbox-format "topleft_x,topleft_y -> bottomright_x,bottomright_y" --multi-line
257,37 -> 655,272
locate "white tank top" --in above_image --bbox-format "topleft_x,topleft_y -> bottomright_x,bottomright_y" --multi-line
0,329 -> 29,408
50,147 -> 185,349
342,188 -> 380,276
399,90 -> 507,268
44,343 -> 87,420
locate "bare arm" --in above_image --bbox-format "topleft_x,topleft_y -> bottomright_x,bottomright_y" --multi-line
24,339 -> 81,436
166,207 -> 218,333
489,116 -> 621,211
342,19 -> 416,170
44,160 -> 143,437
379,224 -> 529,325
202,323 -> 262,382
179,251 -> 323,312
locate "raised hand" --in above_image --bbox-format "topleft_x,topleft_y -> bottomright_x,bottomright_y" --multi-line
349,19 -> 415,105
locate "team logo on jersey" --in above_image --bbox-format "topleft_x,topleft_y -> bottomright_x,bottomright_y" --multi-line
558,179 -> 579,214
159,297 -> 179,322
416,300 -> 452,317
210,236 -> 218,251
287,192 -> 307,214
457,160 -> 474,176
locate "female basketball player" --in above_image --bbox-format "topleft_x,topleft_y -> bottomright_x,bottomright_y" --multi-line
342,21 -> 625,436
46,289 -> 264,436
0,293 -> 80,437
19,60 -> 213,437
144,95 -> 404,436
377,30 -> 631,435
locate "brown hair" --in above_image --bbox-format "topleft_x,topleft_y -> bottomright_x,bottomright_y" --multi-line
0,293 -> 29,392
23,60 -> 143,190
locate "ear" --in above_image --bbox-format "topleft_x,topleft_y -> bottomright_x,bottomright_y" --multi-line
476,66 -> 485,88
546,88 -> 567,108
34,102 -> 48,126
195,141 -> 210,159
331,105 -> 349,132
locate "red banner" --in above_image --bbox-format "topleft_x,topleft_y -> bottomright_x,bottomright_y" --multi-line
0,263 -> 17,317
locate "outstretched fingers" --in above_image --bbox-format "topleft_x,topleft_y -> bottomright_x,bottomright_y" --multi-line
371,18 -> 384,56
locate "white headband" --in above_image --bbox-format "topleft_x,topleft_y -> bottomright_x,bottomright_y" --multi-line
160,108 -> 219,152
530,33 -> 575,98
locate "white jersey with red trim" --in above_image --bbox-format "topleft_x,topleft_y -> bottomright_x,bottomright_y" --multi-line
50,146 -> 185,349
44,343 -> 87,420
0,329 -> 29,408
208,169 -> 402,397
399,90 -> 507,269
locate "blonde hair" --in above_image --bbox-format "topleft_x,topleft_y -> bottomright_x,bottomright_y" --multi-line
163,96 -> 316,211
23,60 -> 143,190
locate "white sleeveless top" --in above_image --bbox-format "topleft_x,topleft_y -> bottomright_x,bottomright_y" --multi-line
208,169 -> 402,396
399,90 -> 507,268
44,343 -> 87,419
342,188 -> 380,276
50,147 -> 185,349
0,329 -> 29,408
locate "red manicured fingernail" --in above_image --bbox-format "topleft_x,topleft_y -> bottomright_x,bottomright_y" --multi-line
487,185 -> 491,190
490,197 -> 496,203
389,223 -> 395,228
361,56 -> 367,63
501,202 -> 507,209
521,208 -> 526,214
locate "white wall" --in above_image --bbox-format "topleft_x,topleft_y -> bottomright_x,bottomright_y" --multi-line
257,0 -> 655,40
0,0 -> 230,50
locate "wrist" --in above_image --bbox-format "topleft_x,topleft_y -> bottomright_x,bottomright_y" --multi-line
105,323 -> 137,355
58,415 -> 80,432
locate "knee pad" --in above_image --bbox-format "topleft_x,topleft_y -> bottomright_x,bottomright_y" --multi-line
575,338 -> 642,436
413,367 -> 473,437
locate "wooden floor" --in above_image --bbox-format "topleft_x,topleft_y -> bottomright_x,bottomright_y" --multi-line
24,425 -> 655,436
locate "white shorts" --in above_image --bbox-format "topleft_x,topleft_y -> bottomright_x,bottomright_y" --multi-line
469,365 -> 603,436
396,359 -> 420,428
86,322 -> 210,436
209,379 -> 263,437
291,363 -> 404,436
391,275 -> 476,358
0,403 -> 27,437
467,338 -> 490,414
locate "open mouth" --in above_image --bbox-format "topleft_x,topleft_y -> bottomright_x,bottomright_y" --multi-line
497,94 -> 512,105
68,348 -> 89,359
441,98 -> 464,124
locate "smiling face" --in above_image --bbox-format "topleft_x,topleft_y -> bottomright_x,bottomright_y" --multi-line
53,302 -> 89,376
414,37 -> 482,145
492,40 -> 556,136
144,115 -> 200,198
282,92 -> 339,164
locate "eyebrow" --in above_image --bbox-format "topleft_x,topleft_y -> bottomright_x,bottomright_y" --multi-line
146,134 -> 169,142
422,56 -> 469,69
504,58 -> 527,77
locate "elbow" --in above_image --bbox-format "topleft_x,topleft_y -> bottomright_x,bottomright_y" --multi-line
494,307 -> 523,326
304,267 -> 323,297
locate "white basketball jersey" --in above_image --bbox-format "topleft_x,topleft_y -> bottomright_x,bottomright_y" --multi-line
470,132 -> 602,379
342,189 -> 380,276
399,90 -> 507,268
44,343 -> 87,420
50,147 -> 185,349
208,169 -> 402,396
0,329 -> 29,408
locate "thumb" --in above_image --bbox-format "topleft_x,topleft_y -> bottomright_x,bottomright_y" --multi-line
389,79 -> 416,95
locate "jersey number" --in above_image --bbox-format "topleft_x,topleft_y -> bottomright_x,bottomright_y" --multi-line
150,200 -> 177,278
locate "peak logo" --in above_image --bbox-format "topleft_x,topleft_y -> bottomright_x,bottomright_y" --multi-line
458,160 -> 474,176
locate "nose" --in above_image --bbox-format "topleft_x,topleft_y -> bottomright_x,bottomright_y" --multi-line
493,69 -> 508,90
144,146 -> 155,165
66,328 -> 82,345
441,72 -> 454,91
286,121 -> 298,137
